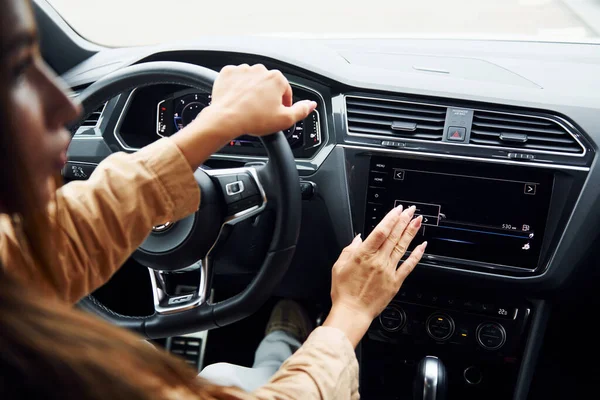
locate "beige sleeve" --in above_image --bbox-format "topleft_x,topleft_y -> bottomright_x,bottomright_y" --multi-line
250,327 -> 360,400
0,138 -> 200,303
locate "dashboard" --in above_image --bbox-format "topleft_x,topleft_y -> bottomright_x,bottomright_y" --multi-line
59,35 -> 600,400
66,45 -> 597,284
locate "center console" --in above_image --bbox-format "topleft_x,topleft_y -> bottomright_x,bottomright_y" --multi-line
361,285 -> 530,399
343,145 -> 589,399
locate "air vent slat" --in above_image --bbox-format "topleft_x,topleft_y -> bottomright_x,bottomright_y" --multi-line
346,99 -> 446,115
471,129 -> 576,144
470,110 -> 583,155
350,126 -> 443,140
75,104 -> 106,135
473,114 -> 553,127
472,121 -> 565,136
348,108 -> 446,123
348,117 -> 444,132
346,96 -> 447,141
470,138 -> 582,153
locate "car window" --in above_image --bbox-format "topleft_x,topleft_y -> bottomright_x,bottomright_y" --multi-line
47,0 -> 600,47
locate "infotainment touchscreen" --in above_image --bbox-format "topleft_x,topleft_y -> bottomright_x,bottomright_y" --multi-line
365,157 -> 554,270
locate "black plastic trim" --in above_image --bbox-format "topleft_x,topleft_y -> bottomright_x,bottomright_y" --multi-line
513,300 -> 550,400
33,0 -> 101,74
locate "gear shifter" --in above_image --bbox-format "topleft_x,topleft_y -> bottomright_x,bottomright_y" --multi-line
413,356 -> 447,400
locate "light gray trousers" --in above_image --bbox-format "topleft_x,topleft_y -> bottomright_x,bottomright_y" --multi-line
199,330 -> 301,392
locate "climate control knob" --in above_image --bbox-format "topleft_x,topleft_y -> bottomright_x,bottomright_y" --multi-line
426,313 -> 455,341
476,322 -> 507,350
378,305 -> 406,332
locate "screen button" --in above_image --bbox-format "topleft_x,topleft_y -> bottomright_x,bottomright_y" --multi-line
420,215 -> 440,226
373,162 -> 388,171
393,169 -> 405,181
524,184 -> 537,195
447,126 -> 466,142
368,189 -> 385,204
369,172 -> 388,187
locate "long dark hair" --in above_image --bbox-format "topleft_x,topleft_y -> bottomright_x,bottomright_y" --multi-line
0,9 -> 237,400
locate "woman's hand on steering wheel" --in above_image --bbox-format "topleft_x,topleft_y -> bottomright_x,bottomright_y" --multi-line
172,64 -> 317,169
323,205 -> 427,347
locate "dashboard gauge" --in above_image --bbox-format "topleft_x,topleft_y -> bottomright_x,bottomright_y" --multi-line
173,93 -> 210,132
157,100 -> 169,136
156,86 -> 322,158
283,120 -> 304,147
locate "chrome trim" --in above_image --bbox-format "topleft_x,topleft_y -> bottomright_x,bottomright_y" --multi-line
378,305 -> 406,332
112,82 -> 329,162
418,252 -> 536,273
343,94 -> 588,158
113,89 -> 139,151
463,366 -> 483,385
422,356 -> 440,400
225,180 -> 244,196
426,313 -> 455,341
148,264 -> 206,314
339,144 -> 590,172
152,221 -> 173,233
65,160 -> 99,167
148,167 -> 267,315
476,322 -> 507,351
206,167 -> 268,223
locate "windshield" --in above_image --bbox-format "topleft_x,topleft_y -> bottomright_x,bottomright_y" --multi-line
48,0 -> 600,47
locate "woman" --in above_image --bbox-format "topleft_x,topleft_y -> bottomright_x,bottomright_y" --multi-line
0,0 -> 427,399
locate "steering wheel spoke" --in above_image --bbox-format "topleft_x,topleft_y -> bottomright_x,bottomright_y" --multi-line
148,264 -> 208,314
205,167 -> 267,223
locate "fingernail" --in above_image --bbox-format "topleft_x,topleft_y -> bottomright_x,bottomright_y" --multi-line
353,233 -> 362,242
414,215 -> 423,226
421,241 -> 428,250
395,204 -> 403,213
408,205 -> 416,215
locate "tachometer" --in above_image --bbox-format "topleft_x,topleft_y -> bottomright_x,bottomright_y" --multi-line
283,120 -> 303,147
173,93 -> 210,132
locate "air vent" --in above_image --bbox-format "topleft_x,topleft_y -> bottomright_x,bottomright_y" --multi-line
470,110 -> 583,155
75,104 -> 106,135
346,96 -> 447,141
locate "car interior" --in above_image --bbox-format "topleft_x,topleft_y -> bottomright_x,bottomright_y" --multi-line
32,0 -> 600,398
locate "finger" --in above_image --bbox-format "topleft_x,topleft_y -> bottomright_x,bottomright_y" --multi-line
395,241 -> 427,281
282,82 -> 293,107
251,63 -> 267,71
390,215 -> 422,264
281,100 -> 317,126
219,65 -> 236,75
362,204 -> 403,253
381,206 -> 416,258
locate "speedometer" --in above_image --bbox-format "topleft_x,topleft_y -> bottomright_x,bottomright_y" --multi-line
173,93 -> 210,131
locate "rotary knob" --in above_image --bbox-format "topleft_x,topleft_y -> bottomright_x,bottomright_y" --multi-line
378,305 -> 406,332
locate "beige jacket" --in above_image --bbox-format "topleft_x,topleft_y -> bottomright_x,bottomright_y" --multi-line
0,138 -> 359,399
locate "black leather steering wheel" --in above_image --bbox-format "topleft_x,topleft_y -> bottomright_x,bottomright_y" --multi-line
76,61 -> 301,339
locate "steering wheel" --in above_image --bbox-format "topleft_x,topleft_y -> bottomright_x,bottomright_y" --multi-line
75,62 -> 302,339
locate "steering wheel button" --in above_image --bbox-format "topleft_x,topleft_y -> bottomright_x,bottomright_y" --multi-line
225,181 -> 244,196
237,173 -> 259,197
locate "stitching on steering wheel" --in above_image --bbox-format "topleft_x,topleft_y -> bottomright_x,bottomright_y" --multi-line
86,295 -> 151,320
